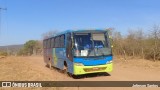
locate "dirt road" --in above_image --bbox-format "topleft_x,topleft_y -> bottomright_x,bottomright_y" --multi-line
0,56 -> 160,90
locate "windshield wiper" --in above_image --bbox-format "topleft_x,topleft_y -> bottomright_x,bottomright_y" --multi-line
87,36 -> 96,57
97,48 -> 105,56
87,47 -> 94,57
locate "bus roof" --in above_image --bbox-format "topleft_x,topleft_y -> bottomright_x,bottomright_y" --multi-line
43,29 -> 109,40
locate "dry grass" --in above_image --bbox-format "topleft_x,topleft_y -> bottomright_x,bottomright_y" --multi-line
0,56 -> 160,90
0,56 -> 60,90
0,56 -> 32,81
0,56 -> 6,59
114,56 -> 160,70
1,56 -> 160,81
0,56 -> 55,81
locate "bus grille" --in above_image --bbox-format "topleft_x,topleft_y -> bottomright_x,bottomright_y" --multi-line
83,67 -> 106,72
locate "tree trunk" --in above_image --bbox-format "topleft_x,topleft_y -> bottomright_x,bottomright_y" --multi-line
142,47 -> 144,59
132,49 -> 135,58
153,49 -> 156,61
123,50 -> 126,60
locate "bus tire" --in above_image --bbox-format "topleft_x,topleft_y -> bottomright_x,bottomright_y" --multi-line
48,60 -> 52,69
63,65 -> 68,74
63,62 -> 73,77
72,75 -> 81,79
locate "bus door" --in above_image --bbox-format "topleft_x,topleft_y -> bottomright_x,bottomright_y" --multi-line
66,33 -> 73,61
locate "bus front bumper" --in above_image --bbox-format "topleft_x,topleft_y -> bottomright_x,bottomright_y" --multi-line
73,63 -> 113,75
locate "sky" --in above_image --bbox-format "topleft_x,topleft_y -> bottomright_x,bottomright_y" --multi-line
0,0 -> 160,46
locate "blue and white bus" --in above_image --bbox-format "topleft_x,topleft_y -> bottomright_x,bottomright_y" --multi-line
43,29 -> 113,76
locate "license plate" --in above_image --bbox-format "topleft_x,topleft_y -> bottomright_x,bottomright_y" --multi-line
92,67 -> 99,70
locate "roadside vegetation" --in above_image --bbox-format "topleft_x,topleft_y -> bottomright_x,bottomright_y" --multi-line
0,51 -> 8,58
111,24 -> 160,61
17,40 -> 42,56
1,25 -> 160,61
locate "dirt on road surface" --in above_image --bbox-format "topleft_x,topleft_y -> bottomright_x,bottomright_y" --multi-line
0,56 -> 160,90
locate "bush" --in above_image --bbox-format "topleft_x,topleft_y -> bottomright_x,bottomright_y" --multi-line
0,51 -> 8,56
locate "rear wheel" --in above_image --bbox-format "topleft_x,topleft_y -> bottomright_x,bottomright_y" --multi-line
63,65 -> 68,74
47,60 -> 52,69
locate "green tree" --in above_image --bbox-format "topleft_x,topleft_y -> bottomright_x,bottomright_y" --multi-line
17,40 -> 42,56
24,40 -> 38,55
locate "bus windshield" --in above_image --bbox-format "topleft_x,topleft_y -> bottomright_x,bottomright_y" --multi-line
73,32 -> 112,57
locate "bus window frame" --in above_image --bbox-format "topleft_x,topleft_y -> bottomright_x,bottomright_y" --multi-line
51,37 -> 55,48
43,40 -> 47,49
55,36 -> 59,48
60,35 -> 65,48
66,33 -> 73,61
47,39 -> 51,48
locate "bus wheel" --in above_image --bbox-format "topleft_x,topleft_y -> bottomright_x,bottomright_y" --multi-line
63,65 -> 68,74
63,62 -> 72,77
63,65 -> 71,76
72,75 -> 81,79
67,73 -> 73,77
48,60 -> 52,69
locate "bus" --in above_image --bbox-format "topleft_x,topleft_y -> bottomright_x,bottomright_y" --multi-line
43,29 -> 113,76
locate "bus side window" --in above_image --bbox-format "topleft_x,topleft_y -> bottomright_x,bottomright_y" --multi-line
47,39 -> 51,48
55,37 -> 57,48
55,36 -> 60,48
46,39 -> 48,48
60,35 -> 65,47
66,33 -> 71,48
51,38 -> 55,48
45,40 -> 47,48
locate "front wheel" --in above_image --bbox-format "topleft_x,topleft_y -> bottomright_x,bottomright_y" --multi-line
63,65 -> 73,77
63,65 -> 68,74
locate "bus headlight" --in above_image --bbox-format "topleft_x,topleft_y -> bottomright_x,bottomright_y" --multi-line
74,63 -> 84,66
107,61 -> 112,64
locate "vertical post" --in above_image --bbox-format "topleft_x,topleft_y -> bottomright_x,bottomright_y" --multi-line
153,49 -> 156,61
123,49 -> 126,61
132,49 -> 135,58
